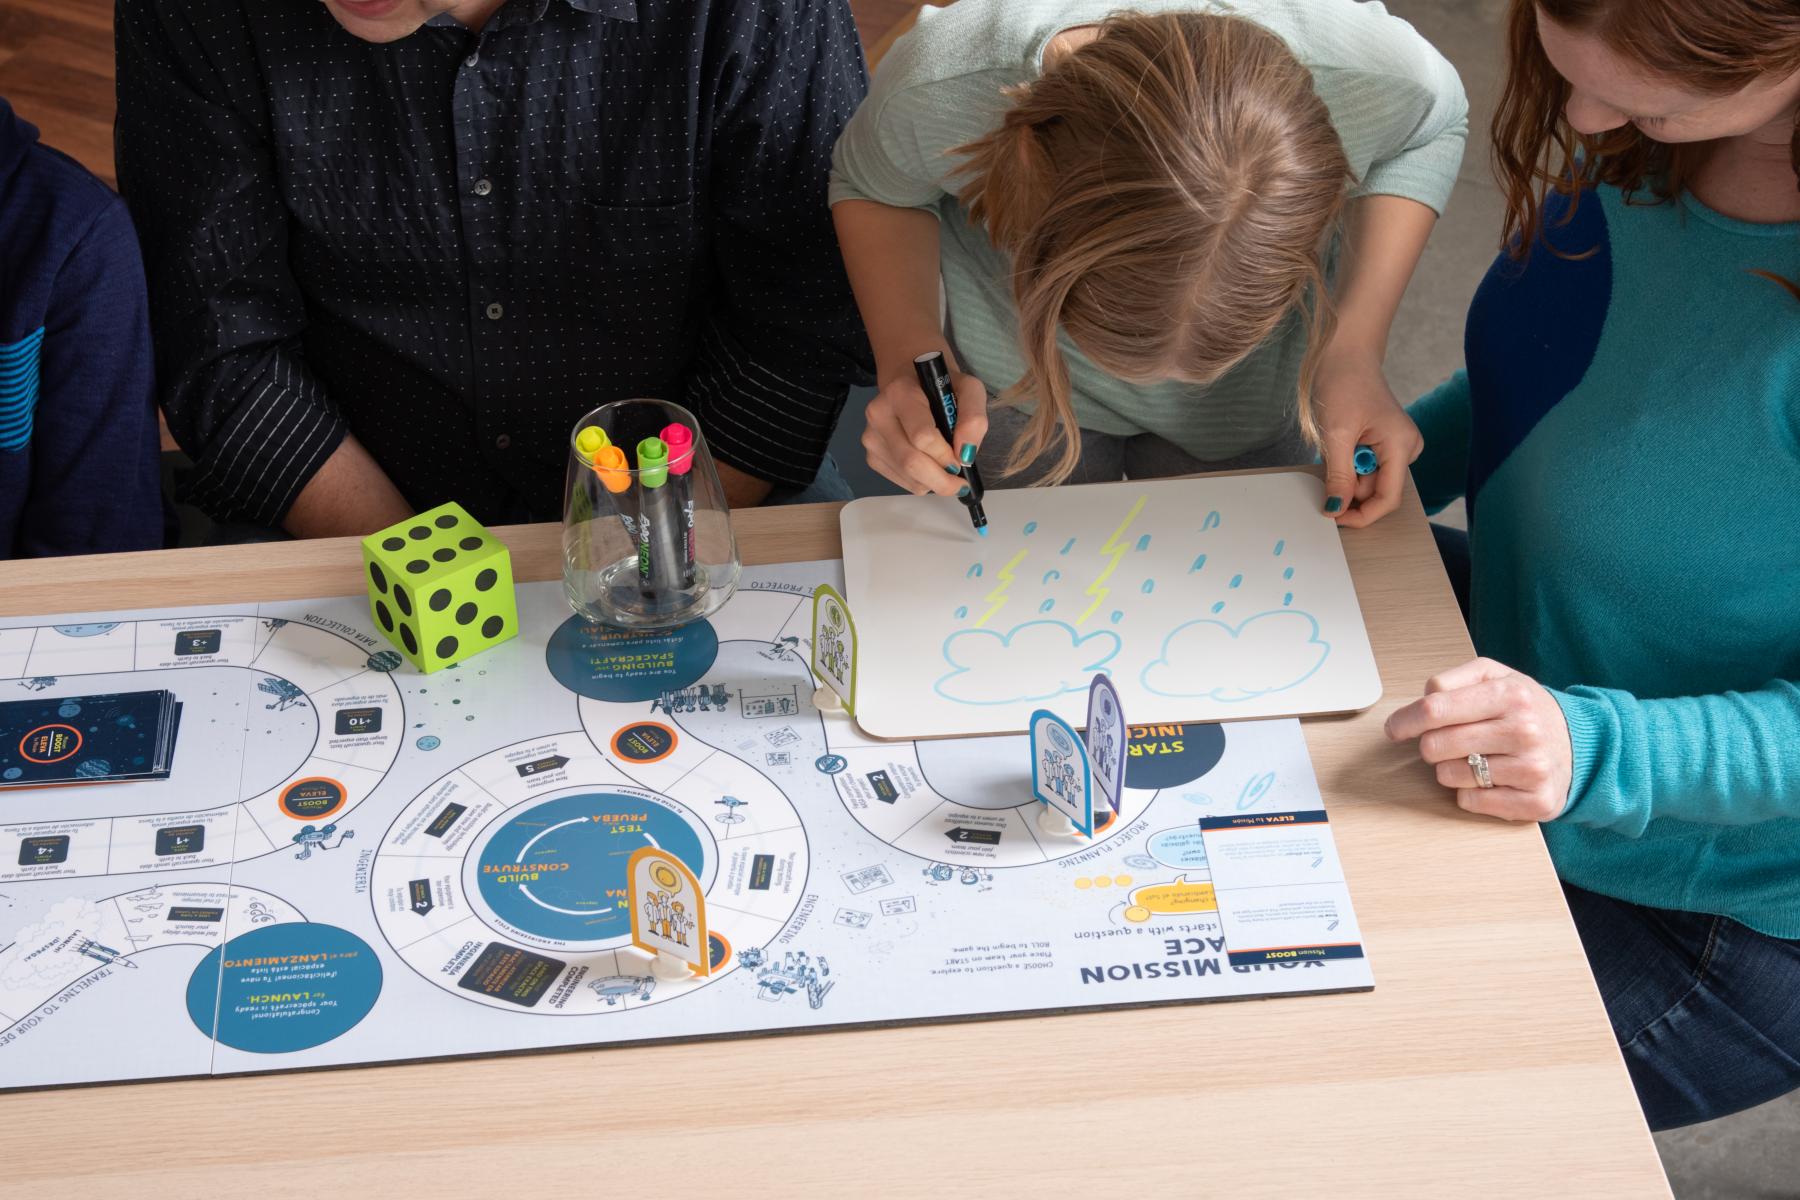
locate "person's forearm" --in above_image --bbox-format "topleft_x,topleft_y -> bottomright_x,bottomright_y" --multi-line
1554,681 -> 1800,835
831,199 -> 952,382
1328,195 -> 1439,359
282,435 -> 414,539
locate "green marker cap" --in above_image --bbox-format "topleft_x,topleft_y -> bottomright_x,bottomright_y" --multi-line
636,436 -> 670,487
574,425 -> 609,463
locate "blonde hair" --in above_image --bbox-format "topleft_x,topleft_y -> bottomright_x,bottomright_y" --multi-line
953,12 -> 1353,483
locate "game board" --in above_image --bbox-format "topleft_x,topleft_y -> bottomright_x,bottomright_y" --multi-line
0,563 -> 1370,1090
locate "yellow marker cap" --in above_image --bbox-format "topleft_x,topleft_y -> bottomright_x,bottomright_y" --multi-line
574,425 -> 610,463
594,445 -> 631,493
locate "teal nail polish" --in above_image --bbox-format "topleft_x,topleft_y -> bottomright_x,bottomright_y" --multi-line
944,464 -> 963,475
1324,496 -> 1343,514
960,444 -> 975,466
957,486 -> 971,499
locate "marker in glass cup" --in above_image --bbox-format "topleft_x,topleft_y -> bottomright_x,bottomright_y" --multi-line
635,436 -> 690,599
660,423 -> 699,586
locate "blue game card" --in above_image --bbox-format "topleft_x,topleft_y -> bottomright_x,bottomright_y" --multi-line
0,690 -> 182,788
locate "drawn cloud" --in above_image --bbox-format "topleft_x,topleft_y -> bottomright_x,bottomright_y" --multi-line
935,620 -> 1121,706
1140,610 -> 1330,702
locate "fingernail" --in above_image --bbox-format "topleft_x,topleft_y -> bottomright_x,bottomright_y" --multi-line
944,464 -> 963,475
1324,496 -> 1343,514
960,444 -> 975,466
957,486 -> 971,499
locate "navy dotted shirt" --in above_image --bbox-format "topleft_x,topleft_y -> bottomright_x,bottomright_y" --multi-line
116,0 -> 873,527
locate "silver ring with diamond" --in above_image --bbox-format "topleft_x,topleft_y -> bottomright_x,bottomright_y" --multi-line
1467,752 -> 1494,789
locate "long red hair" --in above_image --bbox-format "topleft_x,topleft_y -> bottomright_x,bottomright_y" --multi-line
1493,0 -> 1800,259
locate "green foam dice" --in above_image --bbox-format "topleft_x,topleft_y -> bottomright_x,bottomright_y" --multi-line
360,502 -> 517,673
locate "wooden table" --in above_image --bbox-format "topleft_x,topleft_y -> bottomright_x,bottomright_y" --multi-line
0,480 -> 1669,1198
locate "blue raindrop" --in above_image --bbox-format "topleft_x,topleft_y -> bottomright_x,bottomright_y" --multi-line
1211,601 -> 1225,614
1229,574 -> 1243,589
1140,579 -> 1155,594
1023,521 -> 1038,535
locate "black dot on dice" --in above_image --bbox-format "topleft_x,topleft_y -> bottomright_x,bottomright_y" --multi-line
406,559 -> 428,574
435,513 -> 458,529
482,615 -> 504,638
476,569 -> 497,591
400,624 -> 418,654
432,548 -> 455,563
459,536 -> 482,551
375,601 -> 393,632
436,636 -> 459,659
456,602 -> 477,625
368,562 -> 388,594
395,588 -> 413,617
382,536 -> 404,552
408,525 -> 429,541
429,589 -> 451,611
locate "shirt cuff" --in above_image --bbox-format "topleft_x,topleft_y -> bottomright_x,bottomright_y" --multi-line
1353,138 -> 1466,216
179,378 -> 347,528
1548,686 -> 1613,824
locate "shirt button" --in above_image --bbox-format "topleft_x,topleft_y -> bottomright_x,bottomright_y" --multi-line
494,434 -> 512,450
465,52 -> 480,67
485,302 -> 504,320
473,178 -> 493,197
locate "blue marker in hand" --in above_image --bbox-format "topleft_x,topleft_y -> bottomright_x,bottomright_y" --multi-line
1353,444 -> 1379,476
914,351 -> 989,537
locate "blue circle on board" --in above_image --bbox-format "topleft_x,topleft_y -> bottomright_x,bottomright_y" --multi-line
2,767 -> 20,781
415,735 -> 441,751
545,615 -> 718,703
187,923 -> 382,1053
56,701 -> 80,718
52,623 -> 118,637
1125,723 -> 1227,790
815,754 -> 847,775
476,792 -> 705,942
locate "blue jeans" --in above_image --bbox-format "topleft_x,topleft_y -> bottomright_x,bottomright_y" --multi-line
767,453 -> 854,505
1564,882 -> 1800,1129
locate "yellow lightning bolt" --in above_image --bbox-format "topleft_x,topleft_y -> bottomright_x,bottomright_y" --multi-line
974,549 -> 1029,627
1077,495 -> 1148,624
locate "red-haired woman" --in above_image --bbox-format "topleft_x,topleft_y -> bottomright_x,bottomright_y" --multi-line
1390,0 -> 1800,1128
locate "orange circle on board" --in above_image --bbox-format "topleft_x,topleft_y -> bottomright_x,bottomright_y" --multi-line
611,721 -> 677,764
281,776 -> 346,820
19,723 -> 81,764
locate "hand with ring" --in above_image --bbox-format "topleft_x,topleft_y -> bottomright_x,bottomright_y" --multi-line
1383,657 -> 1574,822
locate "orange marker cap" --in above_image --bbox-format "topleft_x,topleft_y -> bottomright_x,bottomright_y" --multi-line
593,445 -> 631,493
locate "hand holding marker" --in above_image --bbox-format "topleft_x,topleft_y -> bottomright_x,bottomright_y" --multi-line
913,351 -> 989,537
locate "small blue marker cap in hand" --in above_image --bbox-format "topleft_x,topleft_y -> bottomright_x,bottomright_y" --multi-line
1353,445 -> 1379,476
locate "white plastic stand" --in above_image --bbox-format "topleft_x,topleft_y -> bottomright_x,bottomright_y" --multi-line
812,685 -> 845,714
1036,806 -> 1081,838
650,951 -> 695,982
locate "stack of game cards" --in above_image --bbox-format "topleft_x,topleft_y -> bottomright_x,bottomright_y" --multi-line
0,689 -> 184,789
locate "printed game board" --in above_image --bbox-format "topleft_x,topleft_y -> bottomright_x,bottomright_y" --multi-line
0,562 -> 1370,1090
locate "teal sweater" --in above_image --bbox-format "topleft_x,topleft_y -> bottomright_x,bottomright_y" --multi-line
1410,185 -> 1800,938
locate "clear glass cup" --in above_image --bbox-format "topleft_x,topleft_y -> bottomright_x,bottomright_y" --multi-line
561,398 -> 741,629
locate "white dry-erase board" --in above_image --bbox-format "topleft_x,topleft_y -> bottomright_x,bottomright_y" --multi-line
840,469 -> 1381,740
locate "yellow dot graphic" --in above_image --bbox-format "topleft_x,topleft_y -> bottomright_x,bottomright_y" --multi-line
1093,875 -> 1112,888
1073,877 -> 1092,890
1124,905 -> 1151,923
1115,874 -> 1133,887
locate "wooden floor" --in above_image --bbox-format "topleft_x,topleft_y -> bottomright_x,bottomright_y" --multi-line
0,0 -> 922,187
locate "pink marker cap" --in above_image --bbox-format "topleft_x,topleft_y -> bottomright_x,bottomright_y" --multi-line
661,423 -> 695,475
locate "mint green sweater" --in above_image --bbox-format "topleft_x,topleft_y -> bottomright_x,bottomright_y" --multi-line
831,0 -> 1467,460
1409,185 -> 1800,937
